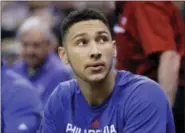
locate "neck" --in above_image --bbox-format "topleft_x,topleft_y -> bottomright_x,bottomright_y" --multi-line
77,69 -> 117,106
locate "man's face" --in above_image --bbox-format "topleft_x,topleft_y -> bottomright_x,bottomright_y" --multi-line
61,20 -> 116,83
20,29 -> 50,68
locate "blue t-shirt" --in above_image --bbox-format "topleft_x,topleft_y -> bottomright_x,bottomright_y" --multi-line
40,70 -> 175,133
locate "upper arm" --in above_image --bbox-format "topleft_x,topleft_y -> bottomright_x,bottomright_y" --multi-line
160,50 -> 181,66
123,81 -> 175,133
135,2 -> 176,56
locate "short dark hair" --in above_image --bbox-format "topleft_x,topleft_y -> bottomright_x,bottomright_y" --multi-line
61,8 -> 111,45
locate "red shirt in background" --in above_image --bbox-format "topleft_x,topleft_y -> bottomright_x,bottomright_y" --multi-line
114,2 -> 185,86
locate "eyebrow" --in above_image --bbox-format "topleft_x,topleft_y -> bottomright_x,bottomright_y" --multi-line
97,31 -> 109,35
72,33 -> 86,40
72,30 -> 109,40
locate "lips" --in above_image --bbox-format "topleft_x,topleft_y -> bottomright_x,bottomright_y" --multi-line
86,62 -> 105,68
86,62 -> 105,71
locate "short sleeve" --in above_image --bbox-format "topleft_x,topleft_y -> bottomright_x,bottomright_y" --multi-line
135,2 -> 176,56
123,81 -> 175,133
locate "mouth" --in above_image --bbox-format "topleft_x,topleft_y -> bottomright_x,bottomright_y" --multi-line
86,62 -> 105,72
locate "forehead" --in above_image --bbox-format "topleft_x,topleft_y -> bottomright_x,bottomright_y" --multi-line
66,20 -> 110,39
21,29 -> 46,42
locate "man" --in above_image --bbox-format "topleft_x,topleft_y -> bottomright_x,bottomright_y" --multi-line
113,2 -> 184,133
2,63 -> 42,133
12,16 -> 72,106
40,9 -> 175,133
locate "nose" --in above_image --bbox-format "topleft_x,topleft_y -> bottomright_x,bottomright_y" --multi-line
89,42 -> 102,59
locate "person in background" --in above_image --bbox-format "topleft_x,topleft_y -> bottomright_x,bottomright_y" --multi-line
12,16 -> 73,107
2,63 -> 42,133
113,2 -> 184,133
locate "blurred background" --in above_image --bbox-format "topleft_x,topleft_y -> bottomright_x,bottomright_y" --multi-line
1,1 -> 185,133
1,1 -> 184,67
1,1 -> 116,66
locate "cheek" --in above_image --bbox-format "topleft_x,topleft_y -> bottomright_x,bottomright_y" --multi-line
69,53 -> 82,64
102,46 -> 114,58
68,50 -> 85,66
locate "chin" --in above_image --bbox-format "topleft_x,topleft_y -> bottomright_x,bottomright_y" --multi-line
87,73 -> 107,83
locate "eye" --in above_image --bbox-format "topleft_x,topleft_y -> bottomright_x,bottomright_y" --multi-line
76,39 -> 88,47
97,36 -> 109,44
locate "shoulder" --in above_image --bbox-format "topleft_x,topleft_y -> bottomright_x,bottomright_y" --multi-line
117,70 -> 157,88
46,79 -> 77,110
115,71 -> 174,133
117,70 -> 169,108
4,69 -> 34,91
130,76 -> 168,104
54,79 -> 77,99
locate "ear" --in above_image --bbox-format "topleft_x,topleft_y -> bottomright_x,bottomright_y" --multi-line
112,40 -> 117,58
58,46 -> 69,64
